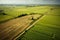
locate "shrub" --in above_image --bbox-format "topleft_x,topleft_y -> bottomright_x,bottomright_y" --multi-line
0,10 -> 7,15
30,13 -> 37,15
18,14 -> 28,17
50,8 -> 54,10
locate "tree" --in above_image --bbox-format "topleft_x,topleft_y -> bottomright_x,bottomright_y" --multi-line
0,10 -> 6,15
18,14 -> 28,17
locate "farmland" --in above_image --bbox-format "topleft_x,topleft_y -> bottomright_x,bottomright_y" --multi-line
0,6 -> 51,23
0,5 -> 60,40
18,15 -> 60,40
17,6 -> 60,40
0,14 -> 42,40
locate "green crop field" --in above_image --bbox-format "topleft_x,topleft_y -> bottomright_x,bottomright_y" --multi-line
16,6 -> 60,40
0,5 -> 60,40
0,6 -> 51,23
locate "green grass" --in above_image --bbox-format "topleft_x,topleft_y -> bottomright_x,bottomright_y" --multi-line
17,16 -> 60,40
17,6 -> 60,40
0,5 -> 60,40
0,6 -> 50,23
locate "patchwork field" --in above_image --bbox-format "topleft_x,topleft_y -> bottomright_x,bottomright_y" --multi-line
17,6 -> 60,40
0,6 -> 51,23
18,15 -> 60,40
0,14 -> 42,40
0,5 -> 60,40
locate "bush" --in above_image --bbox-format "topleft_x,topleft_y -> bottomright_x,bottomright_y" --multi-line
50,8 -> 54,10
0,10 -> 7,15
18,14 -> 28,17
30,13 -> 37,15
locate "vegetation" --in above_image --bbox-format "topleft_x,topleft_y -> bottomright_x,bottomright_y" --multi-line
0,5 -> 60,40
0,10 -> 7,15
0,6 -> 50,23
17,6 -> 60,40
18,14 -> 28,17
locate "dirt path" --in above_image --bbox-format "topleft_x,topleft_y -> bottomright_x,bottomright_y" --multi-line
0,14 -> 41,40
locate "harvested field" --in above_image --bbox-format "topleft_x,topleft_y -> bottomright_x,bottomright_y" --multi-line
0,14 -> 42,40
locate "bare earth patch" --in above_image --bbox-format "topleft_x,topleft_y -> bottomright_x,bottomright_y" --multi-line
0,14 -> 43,40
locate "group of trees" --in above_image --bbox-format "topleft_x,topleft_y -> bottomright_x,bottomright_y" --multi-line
18,13 -> 36,20
18,14 -> 28,17
0,10 -> 6,15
